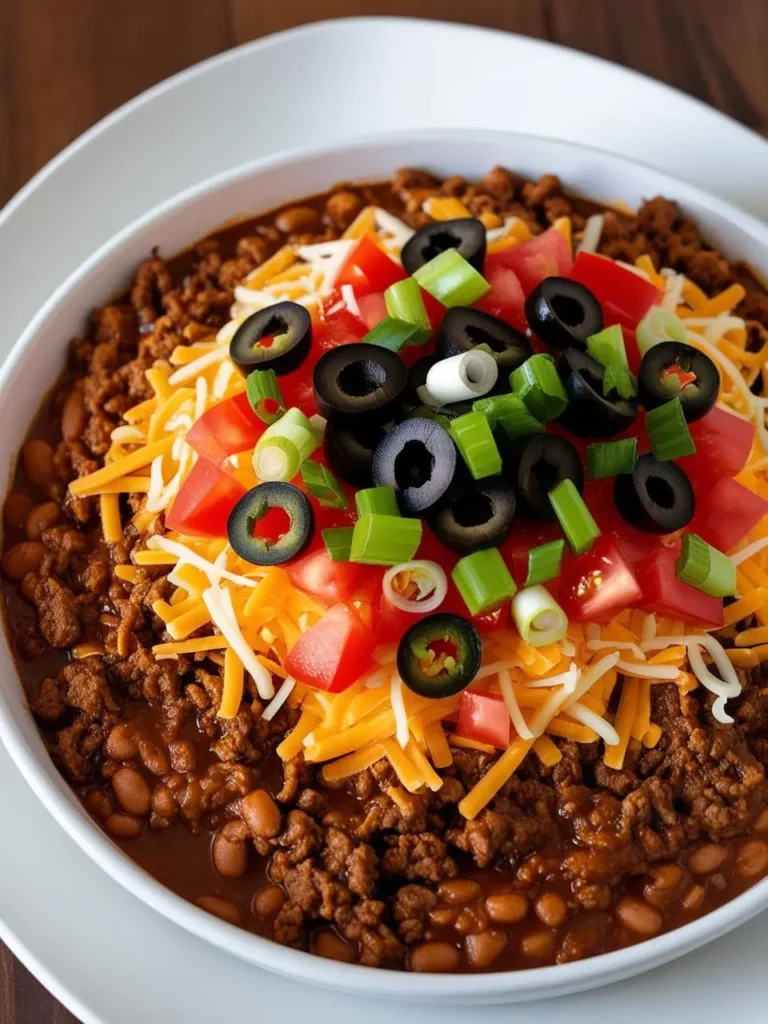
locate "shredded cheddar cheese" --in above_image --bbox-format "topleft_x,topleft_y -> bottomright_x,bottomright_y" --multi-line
67,212 -> 768,823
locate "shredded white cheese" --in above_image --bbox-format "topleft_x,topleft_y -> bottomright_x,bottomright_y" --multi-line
262,676 -> 296,721
390,673 -> 410,749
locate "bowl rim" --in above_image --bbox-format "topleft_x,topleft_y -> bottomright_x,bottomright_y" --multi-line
2,126 -> 768,1001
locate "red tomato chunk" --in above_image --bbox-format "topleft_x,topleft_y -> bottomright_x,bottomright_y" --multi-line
336,236 -> 406,296
679,406 -> 755,487
187,392 -> 265,462
690,477 -> 768,553
285,603 -> 377,693
288,549 -> 362,606
558,535 -> 643,623
634,546 -> 724,629
456,690 -> 511,749
165,458 -> 246,539
569,250 -> 661,333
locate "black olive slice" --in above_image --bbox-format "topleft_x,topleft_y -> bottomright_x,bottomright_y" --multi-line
372,418 -> 457,515
227,483 -> 313,565
313,344 -> 407,422
525,277 -> 603,350
405,400 -> 476,429
324,419 -> 393,488
556,348 -> 638,438
428,477 -> 516,554
401,217 -> 487,275
614,454 -> 695,534
397,613 -> 481,698
637,341 -> 720,422
502,433 -> 584,520
230,301 -> 311,377
436,307 -> 532,374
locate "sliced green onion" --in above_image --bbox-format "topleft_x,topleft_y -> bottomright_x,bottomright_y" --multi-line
602,365 -> 637,400
675,533 -> 736,597
245,369 -> 286,425
512,586 -> 568,647
384,278 -> 430,331
451,548 -> 517,616
510,354 -> 568,422
449,410 -> 502,480
350,514 -> 422,565
636,306 -> 687,356
646,398 -> 696,461
300,460 -> 347,508
355,485 -> 400,517
586,437 -> 638,479
586,324 -> 637,399
383,560 -> 448,613
473,393 -> 545,439
252,407 -> 320,481
548,478 -> 600,555
322,527 -> 354,563
413,249 -> 491,308
525,539 -> 565,587
363,316 -> 430,352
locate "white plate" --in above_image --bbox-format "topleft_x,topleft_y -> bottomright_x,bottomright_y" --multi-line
2,16 -> 768,1024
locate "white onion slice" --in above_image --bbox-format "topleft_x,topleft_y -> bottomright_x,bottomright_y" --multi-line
511,586 -> 568,647
425,350 -> 498,405
383,560 -> 448,614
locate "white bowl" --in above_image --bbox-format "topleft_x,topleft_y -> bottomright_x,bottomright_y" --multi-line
2,129 -> 768,1004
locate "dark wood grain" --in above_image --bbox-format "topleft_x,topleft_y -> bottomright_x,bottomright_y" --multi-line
1,0 -> 767,1020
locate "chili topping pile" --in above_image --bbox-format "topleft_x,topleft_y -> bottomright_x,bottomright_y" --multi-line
6,167 -> 768,972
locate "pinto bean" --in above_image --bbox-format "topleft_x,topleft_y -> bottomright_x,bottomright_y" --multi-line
61,388 -> 87,441
253,885 -> 285,918
275,206 -> 320,234
464,930 -> 508,969
534,893 -> 567,928
735,839 -> 768,878
2,541 -> 46,580
438,879 -> 482,905
26,501 -> 61,540
241,789 -> 281,838
409,941 -> 461,973
111,768 -> 151,816
22,439 -> 55,486
485,892 -> 528,924
212,830 -> 248,879
105,722 -> 139,761
615,897 -> 663,936
313,929 -> 357,963
688,843 -> 728,876
105,813 -> 142,839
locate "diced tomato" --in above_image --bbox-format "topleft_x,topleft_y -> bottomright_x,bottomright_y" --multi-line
285,602 -> 377,693
678,406 -> 755,487
634,545 -> 724,629
475,259 -> 526,332
315,306 -> 368,350
500,520 -> 563,590
288,549 -> 363,606
558,535 -> 643,623
689,477 -> 768,553
357,292 -> 388,330
336,236 -> 406,296
456,690 -> 510,749
187,392 -> 265,462
473,603 -> 511,634
421,288 -> 446,330
377,592 -> 419,644
165,458 -> 246,538
569,251 -> 662,333
488,228 -> 573,297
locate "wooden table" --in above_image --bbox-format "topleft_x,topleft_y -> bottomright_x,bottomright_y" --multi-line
1,0 -> 766,1019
